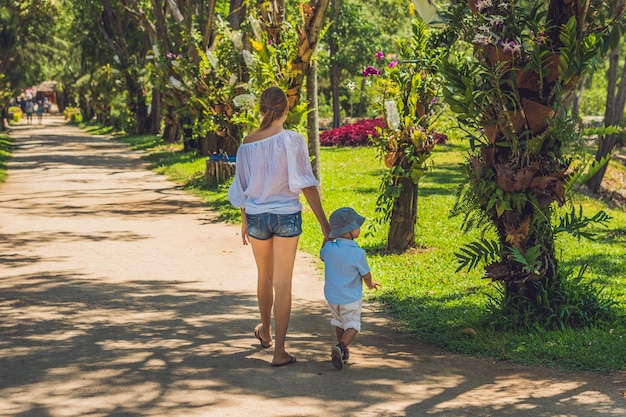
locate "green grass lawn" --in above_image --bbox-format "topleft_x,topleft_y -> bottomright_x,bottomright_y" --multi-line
115,132 -> 626,373
0,134 -> 13,183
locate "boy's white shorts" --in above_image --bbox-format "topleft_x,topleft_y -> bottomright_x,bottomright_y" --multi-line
327,299 -> 362,332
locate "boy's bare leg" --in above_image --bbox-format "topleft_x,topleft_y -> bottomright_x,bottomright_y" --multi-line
338,328 -> 358,348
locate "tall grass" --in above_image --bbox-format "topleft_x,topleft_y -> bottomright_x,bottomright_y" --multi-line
117,133 -> 626,372
0,134 -> 13,183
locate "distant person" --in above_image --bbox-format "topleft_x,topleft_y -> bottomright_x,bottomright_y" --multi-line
24,100 -> 34,125
36,101 -> 44,124
320,207 -> 380,370
43,97 -> 50,113
228,86 -> 330,367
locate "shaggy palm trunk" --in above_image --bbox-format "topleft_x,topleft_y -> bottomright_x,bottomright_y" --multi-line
387,177 -> 417,252
455,0 -> 602,302
476,85 -> 567,300
487,182 -> 560,298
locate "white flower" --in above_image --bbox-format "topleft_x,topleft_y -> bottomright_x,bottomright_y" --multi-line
242,50 -> 255,67
472,33 -> 491,45
228,74 -> 238,87
248,16 -> 263,41
205,50 -> 218,69
475,0 -> 493,11
152,44 -> 160,58
498,1 -> 511,10
411,0 -> 446,27
169,76 -> 185,90
385,100 -> 401,131
346,80 -> 357,91
233,94 -> 256,108
487,15 -> 505,26
231,32 -> 243,51
171,60 -> 179,67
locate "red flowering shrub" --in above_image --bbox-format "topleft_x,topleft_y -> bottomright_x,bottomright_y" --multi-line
433,132 -> 448,144
320,118 -> 387,147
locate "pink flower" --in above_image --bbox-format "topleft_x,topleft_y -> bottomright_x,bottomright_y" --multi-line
388,59 -> 399,68
500,40 -> 514,53
376,51 -> 385,60
362,66 -> 381,77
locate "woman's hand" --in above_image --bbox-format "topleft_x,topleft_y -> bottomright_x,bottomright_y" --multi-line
240,208 -> 249,245
241,222 -> 250,245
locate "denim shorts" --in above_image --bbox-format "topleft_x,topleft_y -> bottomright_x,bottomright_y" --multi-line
246,211 -> 302,240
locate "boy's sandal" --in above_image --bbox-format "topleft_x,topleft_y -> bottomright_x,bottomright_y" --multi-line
254,323 -> 272,348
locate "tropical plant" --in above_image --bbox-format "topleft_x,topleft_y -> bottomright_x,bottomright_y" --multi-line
364,19 -> 447,251
436,0 -> 625,317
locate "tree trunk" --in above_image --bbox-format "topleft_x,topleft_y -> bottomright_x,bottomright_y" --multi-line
149,88 -> 161,134
228,0 -> 246,30
307,60 -> 322,182
587,22 -> 626,192
163,107 -> 180,143
163,122 -> 180,143
0,106 -> 8,132
387,176 -> 417,251
459,0 -> 588,301
329,0 -> 342,128
286,0 -> 330,108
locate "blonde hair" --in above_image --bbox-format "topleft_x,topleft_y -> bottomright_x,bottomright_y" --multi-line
259,86 -> 288,130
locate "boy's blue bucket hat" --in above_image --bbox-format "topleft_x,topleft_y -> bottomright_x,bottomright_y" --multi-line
328,207 -> 365,239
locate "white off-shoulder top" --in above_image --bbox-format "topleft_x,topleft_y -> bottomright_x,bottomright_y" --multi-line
227,130 -> 319,214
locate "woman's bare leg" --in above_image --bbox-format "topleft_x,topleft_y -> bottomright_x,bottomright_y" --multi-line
249,237 -> 274,344
270,235 -> 299,364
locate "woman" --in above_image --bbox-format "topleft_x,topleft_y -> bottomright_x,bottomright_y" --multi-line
228,86 -> 330,367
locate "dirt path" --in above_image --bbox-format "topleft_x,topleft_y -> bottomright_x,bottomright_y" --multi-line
1,116 -> 624,417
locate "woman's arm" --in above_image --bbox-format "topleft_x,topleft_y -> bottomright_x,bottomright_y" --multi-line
302,186 -> 331,241
240,208 -> 250,245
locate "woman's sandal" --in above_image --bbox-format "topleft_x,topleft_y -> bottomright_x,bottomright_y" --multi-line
270,354 -> 297,367
254,323 -> 272,348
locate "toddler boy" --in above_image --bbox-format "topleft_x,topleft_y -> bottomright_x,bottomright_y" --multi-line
320,207 -> 380,369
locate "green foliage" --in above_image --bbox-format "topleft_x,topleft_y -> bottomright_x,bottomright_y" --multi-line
486,265 -> 619,331
0,0 -> 58,90
553,205 -> 611,240
507,244 -> 542,274
0,134 -> 13,183
455,238 -> 500,272
364,19 -> 446,229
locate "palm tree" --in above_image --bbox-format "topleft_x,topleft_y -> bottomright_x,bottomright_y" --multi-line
439,0 -> 624,311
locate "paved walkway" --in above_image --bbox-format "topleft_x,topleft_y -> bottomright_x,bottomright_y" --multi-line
1,115 -> 624,417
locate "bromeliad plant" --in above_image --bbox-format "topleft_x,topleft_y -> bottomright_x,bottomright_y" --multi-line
240,13 -> 309,133
367,19 -> 447,252
437,0 -> 625,325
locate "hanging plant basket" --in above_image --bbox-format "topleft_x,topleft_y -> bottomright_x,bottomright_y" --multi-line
522,98 -> 554,133
482,44 -> 515,67
212,103 -> 225,114
384,151 -> 400,168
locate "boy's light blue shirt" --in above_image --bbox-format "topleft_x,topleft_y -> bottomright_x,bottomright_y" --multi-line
320,238 -> 370,305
